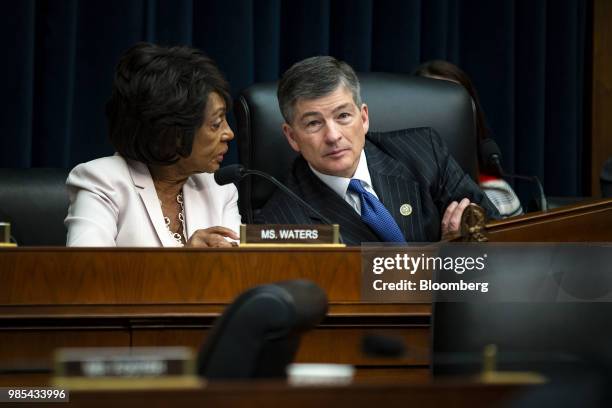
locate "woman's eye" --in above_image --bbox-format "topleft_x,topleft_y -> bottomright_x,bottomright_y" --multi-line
212,117 -> 224,130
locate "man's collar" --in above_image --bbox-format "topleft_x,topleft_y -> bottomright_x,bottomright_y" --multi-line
308,150 -> 373,198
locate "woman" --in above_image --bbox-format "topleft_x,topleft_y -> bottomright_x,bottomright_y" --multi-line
65,43 -> 240,247
414,60 -> 523,217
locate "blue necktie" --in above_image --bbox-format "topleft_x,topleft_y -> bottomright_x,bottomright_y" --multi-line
348,179 -> 406,242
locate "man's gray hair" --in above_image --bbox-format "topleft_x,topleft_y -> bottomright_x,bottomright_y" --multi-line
277,56 -> 362,124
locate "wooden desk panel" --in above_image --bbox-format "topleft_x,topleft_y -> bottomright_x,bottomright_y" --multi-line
486,199 -> 612,242
0,329 -> 129,364
0,329 -> 130,386
29,383 -> 531,408
0,247 -> 364,304
1,200 -> 610,386
130,326 -> 430,366
0,248 -> 429,383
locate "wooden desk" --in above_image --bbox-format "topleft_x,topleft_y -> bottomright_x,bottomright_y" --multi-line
485,198 -> 612,241
0,247 -> 430,385
7,382 -> 532,408
1,199 -> 611,385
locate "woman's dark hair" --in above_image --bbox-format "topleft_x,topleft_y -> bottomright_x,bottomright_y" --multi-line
106,43 -> 231,165
414,60 -> 489,144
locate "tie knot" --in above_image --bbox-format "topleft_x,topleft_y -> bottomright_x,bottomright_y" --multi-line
348,179 -> 366,194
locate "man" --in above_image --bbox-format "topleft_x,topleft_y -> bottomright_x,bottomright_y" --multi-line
258,56 -> 499,245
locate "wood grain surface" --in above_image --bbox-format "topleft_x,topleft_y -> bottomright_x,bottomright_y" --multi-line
1,200 -> 610,386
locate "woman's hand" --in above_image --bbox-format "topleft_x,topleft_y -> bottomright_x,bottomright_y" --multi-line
185,226 -> 239,248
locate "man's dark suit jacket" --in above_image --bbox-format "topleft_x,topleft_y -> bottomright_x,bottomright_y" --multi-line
257,127 -> 499,245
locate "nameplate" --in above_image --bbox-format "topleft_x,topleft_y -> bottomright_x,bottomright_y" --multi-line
240,224 -> 341,245
0,222 -> 11,244
54,347 -> 194,378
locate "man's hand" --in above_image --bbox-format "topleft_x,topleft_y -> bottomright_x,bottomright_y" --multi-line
441,198 -> 471,237
185,226 -> 239,248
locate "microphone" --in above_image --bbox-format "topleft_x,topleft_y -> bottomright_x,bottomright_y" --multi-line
480,139 -> 548,212
214,164 -> 334,225
214,163 -> 247,186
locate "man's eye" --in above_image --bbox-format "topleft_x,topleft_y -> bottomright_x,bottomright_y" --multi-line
306,120 -> 320,128
338,112 -> 351,120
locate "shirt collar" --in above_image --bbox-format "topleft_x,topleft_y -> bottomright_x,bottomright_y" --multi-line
309,150 -> 373,198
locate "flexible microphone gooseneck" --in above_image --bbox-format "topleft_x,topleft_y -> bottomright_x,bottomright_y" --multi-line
480,139 -> 548,212
214,164 -> 334,225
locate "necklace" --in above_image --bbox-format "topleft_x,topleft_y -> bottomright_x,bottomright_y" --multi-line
160,192 -> 186,246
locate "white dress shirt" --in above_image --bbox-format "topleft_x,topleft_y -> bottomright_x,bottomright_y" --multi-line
309,150 -> 379,216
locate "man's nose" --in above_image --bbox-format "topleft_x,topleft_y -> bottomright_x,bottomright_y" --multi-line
323,122 -> 342,144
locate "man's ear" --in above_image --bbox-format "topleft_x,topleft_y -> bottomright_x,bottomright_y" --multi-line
282,123 -> 301,153
361,104 -> 370,134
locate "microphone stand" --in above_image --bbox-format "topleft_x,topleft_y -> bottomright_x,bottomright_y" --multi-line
238,168 -> 335,225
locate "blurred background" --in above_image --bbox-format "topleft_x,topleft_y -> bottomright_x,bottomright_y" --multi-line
2,0 -> 608,202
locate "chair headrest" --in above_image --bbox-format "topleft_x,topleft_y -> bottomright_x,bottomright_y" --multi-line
0,168 -> 69,245
197,279 -> 327,379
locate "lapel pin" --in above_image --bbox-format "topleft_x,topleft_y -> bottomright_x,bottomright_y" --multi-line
400,204 -> 413,216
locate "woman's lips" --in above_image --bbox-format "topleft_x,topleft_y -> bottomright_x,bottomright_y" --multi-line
216,147 -> 228,162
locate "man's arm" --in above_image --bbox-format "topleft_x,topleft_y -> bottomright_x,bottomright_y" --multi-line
429,128 -> 500,235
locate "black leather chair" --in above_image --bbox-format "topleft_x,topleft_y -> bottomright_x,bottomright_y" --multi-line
196,279 -> 328,380
235,73 -> 477,223
0,168 -> 69,246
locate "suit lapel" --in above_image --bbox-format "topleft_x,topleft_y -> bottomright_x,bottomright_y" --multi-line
127,160 -> 178,247
365,141 -> 424,242
291,157 -> 379,244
